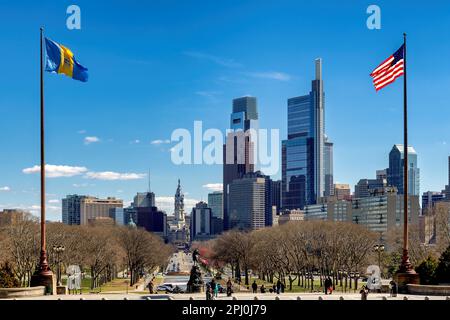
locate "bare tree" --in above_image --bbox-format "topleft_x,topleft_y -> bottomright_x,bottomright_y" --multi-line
0,214 -> 39,286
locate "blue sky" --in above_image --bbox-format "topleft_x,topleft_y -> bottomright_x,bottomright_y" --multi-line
1,0 -> 449,220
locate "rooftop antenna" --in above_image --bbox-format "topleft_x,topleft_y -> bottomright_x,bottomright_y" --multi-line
148,169 -> 151,193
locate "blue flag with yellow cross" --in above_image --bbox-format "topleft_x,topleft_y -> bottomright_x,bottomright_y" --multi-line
44,37 -> 88,82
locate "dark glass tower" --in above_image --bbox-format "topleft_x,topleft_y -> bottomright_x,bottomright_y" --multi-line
282,59 -> 327,210
387,144 -> 420,196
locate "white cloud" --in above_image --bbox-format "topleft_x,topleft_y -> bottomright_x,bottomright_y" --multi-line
72,183 -> 94,188
245,71 -> 292,81
184,51 -> 242,68
195,91 -> 221,98
151,139 -> 171,145
77,130 -> 86,134
0,186 -> 11,192
84,136 -> 100,145
48,199 -> 59,204
85,171 -> 146,181
23,165 -> 88,178
202,183 -> 223,192
130,139 -> 141,144
123,200 -> 133,208
155,196 -> 199,214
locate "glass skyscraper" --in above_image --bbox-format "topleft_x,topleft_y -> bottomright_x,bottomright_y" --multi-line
282,59 -> 331,210
387,144 -> 420,196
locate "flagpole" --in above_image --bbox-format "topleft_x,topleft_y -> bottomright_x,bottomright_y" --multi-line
31,27 -> 52,292
39,26 -> 50,274
399,32 -> 414,274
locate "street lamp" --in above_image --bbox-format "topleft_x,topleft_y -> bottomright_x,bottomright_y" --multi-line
349,272 -> 354,290
355,272 -> 360,291
52,245 -> 65,286
374,244 -> 385,278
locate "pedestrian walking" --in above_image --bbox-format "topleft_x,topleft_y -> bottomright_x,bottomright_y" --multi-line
206,283 -> 212,300
389,280 -> 398,297
226,278 -> 232,297
260,284 -> 266,294
210,279 -> 216,300
276,279 -> 281,294
214,282 -> 219,298
251,280 -> 258,294
148,279 -> 154,294
281,281 -> 285,293
324,276 -> 332,295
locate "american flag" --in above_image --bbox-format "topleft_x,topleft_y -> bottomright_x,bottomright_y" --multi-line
370,44 -> 405,91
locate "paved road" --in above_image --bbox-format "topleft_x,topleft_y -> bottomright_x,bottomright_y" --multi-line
165,251 -> 193,274
160,251 -> 213,292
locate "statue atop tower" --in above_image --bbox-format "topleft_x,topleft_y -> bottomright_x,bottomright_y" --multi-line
174,179 -> 185,226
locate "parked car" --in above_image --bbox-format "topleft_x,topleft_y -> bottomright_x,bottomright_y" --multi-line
156,283 -> 174,293
172,285 -> 184,294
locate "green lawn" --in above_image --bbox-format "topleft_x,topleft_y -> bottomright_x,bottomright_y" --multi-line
62,277 -> 134,294
61,277 -> 94,294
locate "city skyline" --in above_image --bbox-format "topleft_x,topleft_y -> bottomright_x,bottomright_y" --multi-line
1,1 -> 450,221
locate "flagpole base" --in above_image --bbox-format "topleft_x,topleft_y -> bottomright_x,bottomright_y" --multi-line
394,272 -> 420,294
30,250 -> 55,295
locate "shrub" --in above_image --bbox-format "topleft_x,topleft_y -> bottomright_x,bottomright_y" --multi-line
436,245 -> 450,284
0,262 -> 20,288
415,256 -> 438,285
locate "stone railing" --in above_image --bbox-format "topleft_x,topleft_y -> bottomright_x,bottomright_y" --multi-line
407,284 -> 450,296
0,286 -> 46,299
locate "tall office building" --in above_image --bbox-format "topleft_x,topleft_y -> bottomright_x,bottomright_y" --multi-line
109,207 -> 125,225
133,192 -> 155,208
376,169 -> 387,181
282,59 -> 328,210
62,194 -> 87,225
79,196 -> 123,225
228,173 -> 266,231
354,178 -> 388,198
324,136 -> 334,197
137,206 -> 167,238
245,171 -> 273,226
387,144 -> 420,196
421,191 -> 445,211
305,193 -> 420,243
208,191 -> 223,220
270,180 -> 282,213
223,97 -> 258,230
190,201 -> 213,241
334,184 -> 351,200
